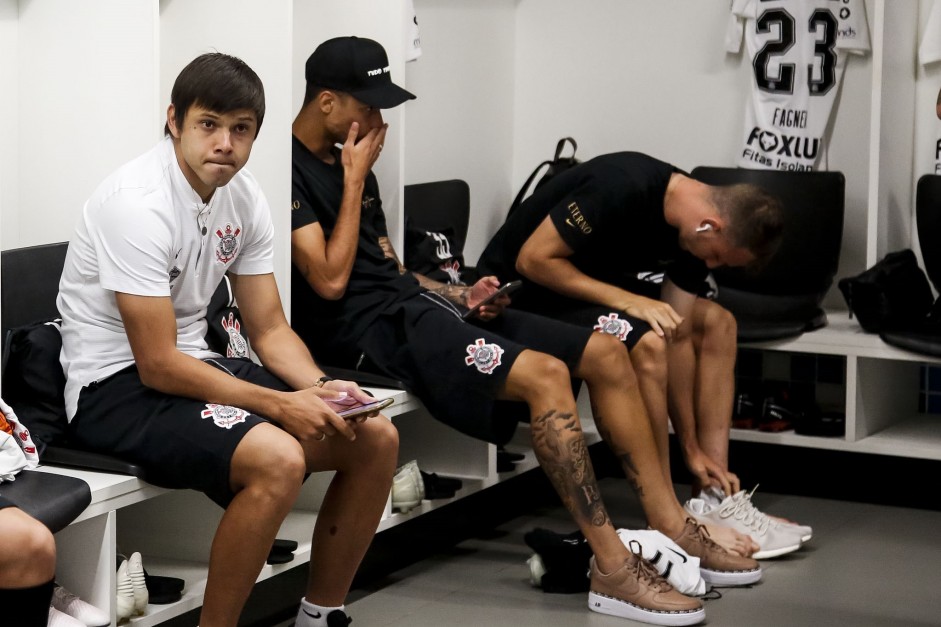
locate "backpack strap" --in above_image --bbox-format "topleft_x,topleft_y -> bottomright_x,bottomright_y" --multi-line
553,137 -> 577,161
507,137 -> 578,217
508,160 -> 552,217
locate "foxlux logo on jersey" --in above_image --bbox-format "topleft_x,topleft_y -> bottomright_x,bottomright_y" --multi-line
741,126 -> 820,171
465,338 -> 504,374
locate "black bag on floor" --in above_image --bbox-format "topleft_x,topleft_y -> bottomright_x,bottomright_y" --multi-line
507,137 -> 580,217
837,249 -> 934,333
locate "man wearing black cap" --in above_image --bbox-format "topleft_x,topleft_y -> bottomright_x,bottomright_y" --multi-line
291,36 -> 762,626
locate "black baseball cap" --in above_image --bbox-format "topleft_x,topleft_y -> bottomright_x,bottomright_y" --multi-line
305,36 -> 416,109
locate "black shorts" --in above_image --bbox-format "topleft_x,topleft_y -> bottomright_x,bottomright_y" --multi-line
0,495 -> 14,510
69,358 -> 291,507
513,285 -> 653,351
358,293 -> 592,445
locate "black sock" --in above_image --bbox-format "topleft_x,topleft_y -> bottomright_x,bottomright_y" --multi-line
1,578 -> 54,627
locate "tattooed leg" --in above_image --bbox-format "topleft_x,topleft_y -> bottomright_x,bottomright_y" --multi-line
531,409 -> 609,529
500,349 -> 628,573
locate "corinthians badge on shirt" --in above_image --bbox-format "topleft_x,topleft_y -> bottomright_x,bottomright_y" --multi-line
465,338 -> 504,374
215,223 -> 241,264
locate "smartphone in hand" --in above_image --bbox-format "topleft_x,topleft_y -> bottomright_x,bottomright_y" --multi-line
337,397 -> 394,420
462,280 -> 522,320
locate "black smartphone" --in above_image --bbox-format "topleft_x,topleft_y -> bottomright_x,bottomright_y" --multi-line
337,396 -> 394,420
461,280 -> 523,319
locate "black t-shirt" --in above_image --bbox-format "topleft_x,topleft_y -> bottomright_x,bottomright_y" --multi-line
477,152 -> 708,301
290,137 -> 422,360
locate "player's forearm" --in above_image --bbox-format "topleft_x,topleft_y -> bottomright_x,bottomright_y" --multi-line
523,256 -> 633,310
250,324 -> 327,391
136,350 -> 289,419
414,272 -> 470,306
321,181 -> 366,285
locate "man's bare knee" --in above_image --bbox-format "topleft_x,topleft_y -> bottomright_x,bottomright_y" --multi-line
630,332 -> 668,382
346,418 -> 399,469
511,350 -> 572,404
577,332 -> 638,388
232,426 -> 306,496
697,300 -> 737,345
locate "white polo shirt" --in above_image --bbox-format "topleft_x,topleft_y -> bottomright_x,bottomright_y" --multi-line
57,136 -> 274,419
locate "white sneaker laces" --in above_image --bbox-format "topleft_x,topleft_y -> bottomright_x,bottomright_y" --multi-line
717,486 -> 774,536
626,540 -> 673,591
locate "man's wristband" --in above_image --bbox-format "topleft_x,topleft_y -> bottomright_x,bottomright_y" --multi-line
315,376 -> 334,388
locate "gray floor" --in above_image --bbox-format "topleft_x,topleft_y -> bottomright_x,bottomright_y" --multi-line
338,479 -> 941,627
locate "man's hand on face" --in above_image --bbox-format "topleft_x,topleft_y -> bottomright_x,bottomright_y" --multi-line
341,121 -> 388,187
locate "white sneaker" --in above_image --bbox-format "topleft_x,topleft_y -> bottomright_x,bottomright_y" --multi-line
701,486 -> 813,543
48,606 -> 85,627
51,585 -> 110,626
128,552 -> 149,614
391,465 -> 421,512
686,488 -> 803,559
395,460 -> 425,501
616,529 -> 706,596
116,558 -> 135,621
526,553 -> 547,587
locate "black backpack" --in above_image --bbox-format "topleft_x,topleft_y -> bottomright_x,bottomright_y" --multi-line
507,137 -> 580,217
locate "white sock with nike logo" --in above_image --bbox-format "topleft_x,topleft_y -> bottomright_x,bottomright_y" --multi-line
296,598 -> 344,627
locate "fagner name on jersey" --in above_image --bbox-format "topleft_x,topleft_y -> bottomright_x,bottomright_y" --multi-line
745,127 -> 820,161
936,139 -> 941,160
772,108 -> 807,129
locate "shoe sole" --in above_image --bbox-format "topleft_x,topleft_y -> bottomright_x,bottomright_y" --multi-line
116,596 -> 135,621
588,591 -> 705,626
700,566 -> 762,586
752,540 -> 802,560
392,499 -> 420,512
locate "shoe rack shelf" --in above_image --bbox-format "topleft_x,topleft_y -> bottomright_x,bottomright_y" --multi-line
732,310 -> 941,461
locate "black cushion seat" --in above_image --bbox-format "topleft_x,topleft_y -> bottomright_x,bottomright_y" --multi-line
690,167 -> 845,343
879,175 -> 941,357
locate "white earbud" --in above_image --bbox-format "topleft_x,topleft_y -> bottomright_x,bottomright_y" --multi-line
695,224 -> 713,233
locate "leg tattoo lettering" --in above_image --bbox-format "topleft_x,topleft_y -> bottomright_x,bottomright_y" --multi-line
532,409 -> 609,527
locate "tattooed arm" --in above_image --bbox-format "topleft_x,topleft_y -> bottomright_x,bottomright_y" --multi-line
378,235 -> 505,316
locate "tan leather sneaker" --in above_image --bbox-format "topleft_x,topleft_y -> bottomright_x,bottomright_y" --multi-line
672,518 -> 763,586
588,551 -> 705,626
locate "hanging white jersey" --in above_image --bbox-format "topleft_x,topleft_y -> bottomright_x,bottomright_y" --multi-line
920,0 -> 941,67
920,0 -> 941,175
406,0 -> 422,62
727,0 -> 870,171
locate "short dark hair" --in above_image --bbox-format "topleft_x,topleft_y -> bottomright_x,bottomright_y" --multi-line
711,183 -> 784,269
163,53 -> 265,137
303,83 -> 327,108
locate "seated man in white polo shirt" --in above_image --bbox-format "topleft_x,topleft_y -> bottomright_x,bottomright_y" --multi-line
57,52 -> 397,627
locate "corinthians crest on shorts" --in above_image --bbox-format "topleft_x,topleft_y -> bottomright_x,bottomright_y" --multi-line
200,403 -> 249,429
215,223 -> 241,264
594,313 -> 633,341
465,338 -> 504,374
